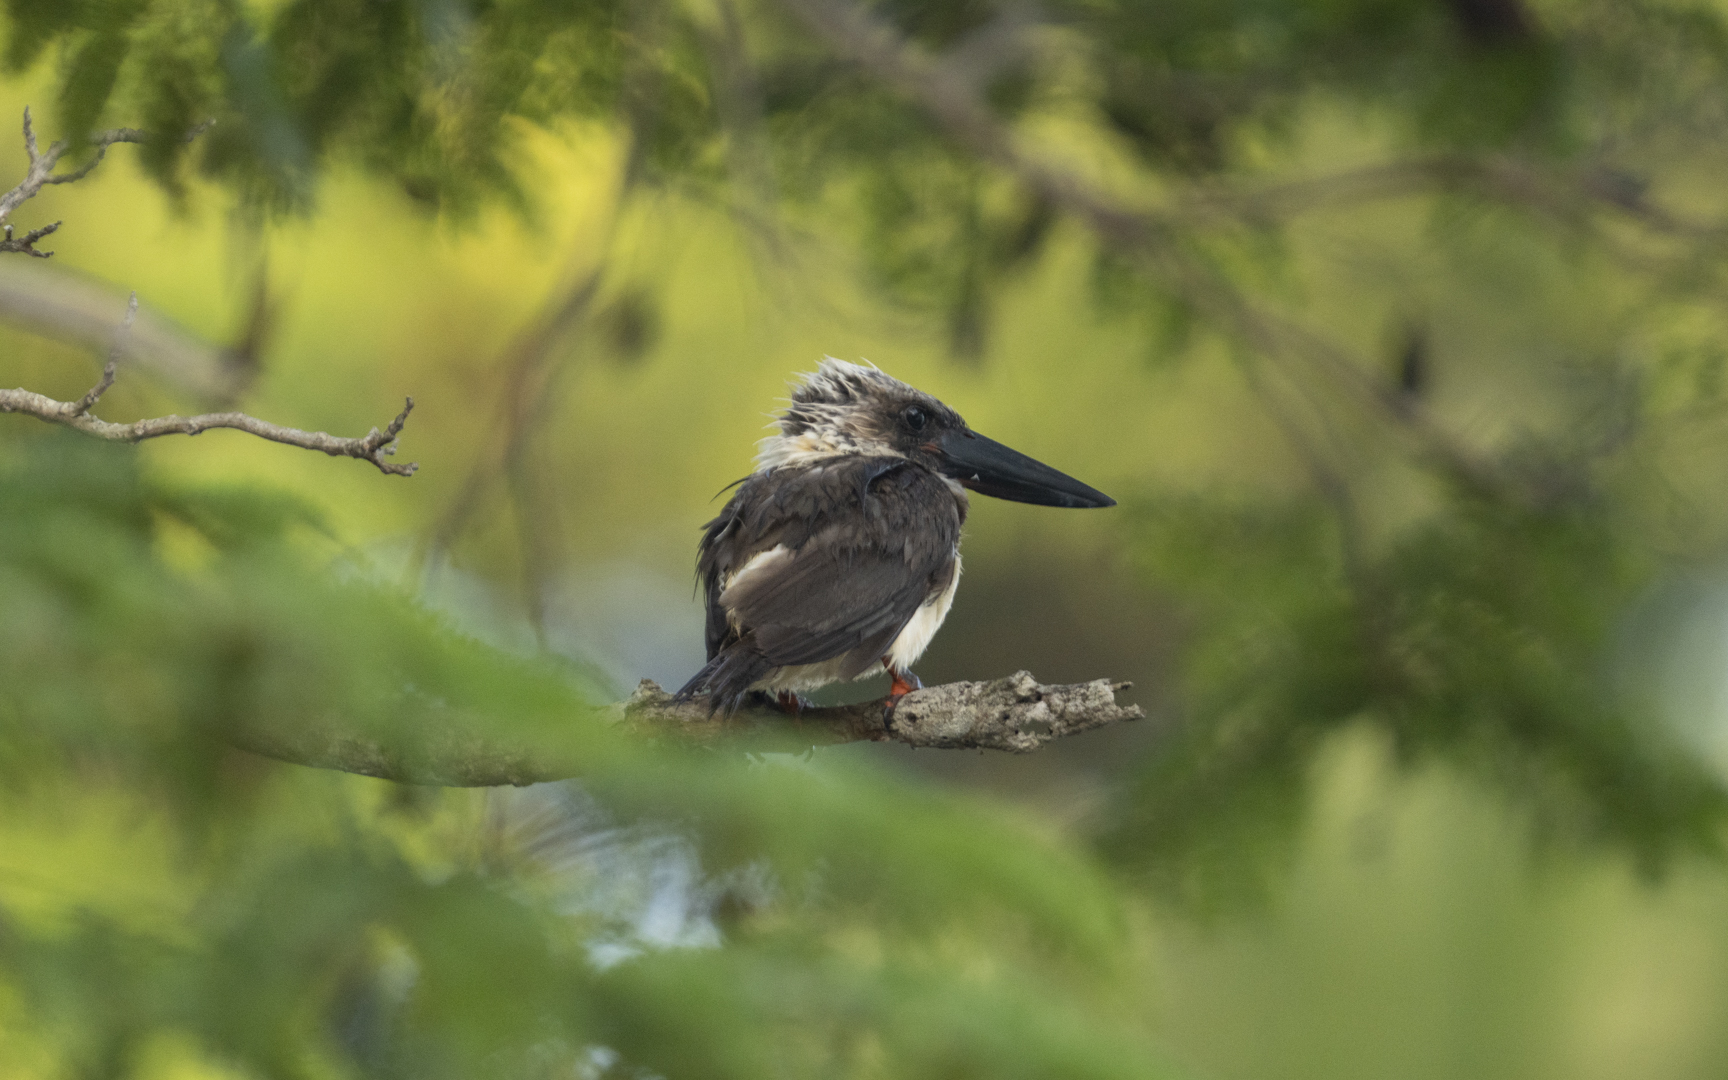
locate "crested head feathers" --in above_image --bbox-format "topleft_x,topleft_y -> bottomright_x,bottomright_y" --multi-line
754,358 -> 947,471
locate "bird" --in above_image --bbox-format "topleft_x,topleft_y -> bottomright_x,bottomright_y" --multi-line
676,358 -> 1116,715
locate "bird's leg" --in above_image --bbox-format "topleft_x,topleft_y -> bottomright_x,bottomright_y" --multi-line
882,660 -> 923,731
775,690 -> 810,725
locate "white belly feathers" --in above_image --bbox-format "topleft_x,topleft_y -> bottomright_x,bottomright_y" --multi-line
883,553 -> 961,673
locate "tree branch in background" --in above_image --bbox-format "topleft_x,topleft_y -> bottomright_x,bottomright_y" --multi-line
782,0 -> 1524,503
1,291 -> 419,475
698,0 -> 789,260
421,254 -> 608,595
0,106 -> 255,403
787,0 -> 1728,508
420,151 -> 635,637
0,108 -> 213,258
0,263 -> 251,402
231,672 -> 1146,786
786,0 -> 1153,245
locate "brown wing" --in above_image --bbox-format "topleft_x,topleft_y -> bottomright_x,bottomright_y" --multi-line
678,457 -> 961,707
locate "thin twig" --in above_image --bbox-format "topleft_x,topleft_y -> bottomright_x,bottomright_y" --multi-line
0,220 -> 61,259
2,293 -> 418,475
0,108 -> 214,257
2,386 -> 419,475
69,290 -> 137,415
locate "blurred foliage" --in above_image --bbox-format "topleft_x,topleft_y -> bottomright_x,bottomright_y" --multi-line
0,435 -> 1156,1076
13,0 -> 1728,1076
1110,483 -> 1727,908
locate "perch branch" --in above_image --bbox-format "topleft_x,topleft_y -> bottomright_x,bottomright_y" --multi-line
617,672 -> 1144,753
1,292 -> 418,475
0,108 -> 213,257
230,672 -> 1146,786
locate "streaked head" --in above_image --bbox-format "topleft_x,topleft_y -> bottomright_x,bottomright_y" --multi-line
757,358 -> 1116,509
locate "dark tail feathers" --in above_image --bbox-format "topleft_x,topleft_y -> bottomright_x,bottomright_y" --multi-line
674,640 -> 775,715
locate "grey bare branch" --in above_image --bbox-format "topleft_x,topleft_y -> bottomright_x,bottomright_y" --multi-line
0,107 -> 214,257
1,384 -> 419,475
69,290 -> 137,415
619,672 -> 1144,753
1,292 -> 418,475
230,672 -> 1145,786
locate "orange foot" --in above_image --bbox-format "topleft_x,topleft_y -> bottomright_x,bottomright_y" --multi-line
775,690 -> 810,719
881,661 -> 923,731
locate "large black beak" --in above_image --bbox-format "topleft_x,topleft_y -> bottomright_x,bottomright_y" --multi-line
934,429 -> 1116,508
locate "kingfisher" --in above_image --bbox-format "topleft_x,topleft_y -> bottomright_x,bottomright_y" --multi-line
677,358 -> 1116,714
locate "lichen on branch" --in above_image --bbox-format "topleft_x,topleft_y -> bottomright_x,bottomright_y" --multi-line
230,672 -> 1146,787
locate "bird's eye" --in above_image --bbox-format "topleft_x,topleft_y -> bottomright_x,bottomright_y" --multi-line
903,406 -> 928,432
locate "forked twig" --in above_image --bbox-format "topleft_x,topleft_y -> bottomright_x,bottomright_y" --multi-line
0,108 -> 213,257
1,292 -> 418,475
